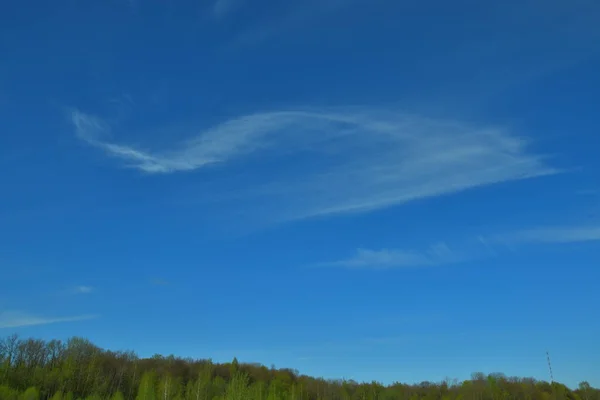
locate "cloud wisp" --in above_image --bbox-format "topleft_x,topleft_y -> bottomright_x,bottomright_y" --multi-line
0,311 -> 98,329
322,224 -> 600,269
226,0 -> 354,46
495,226 -> 600,245
317,243 -> 463,270
73,285 -> 94,294
72,107 -> 558,222
212,0 -> 241,19
150,278 -> 170,286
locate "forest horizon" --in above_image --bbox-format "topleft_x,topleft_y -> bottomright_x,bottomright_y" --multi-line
1,334 -> 598,400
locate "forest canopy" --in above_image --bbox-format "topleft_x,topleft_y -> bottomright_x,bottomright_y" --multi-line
0,334 -> 597,400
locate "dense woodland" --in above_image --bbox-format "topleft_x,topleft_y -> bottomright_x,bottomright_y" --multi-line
0,335 -> 597,400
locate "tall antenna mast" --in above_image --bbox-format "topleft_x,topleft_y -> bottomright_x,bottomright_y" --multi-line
546,351 -> 554,383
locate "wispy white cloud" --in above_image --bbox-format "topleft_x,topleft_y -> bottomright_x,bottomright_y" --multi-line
576,189 -> 599,196
71,107 -> 558,222
227,0 -> 357,47
323,224 -> 600,270
495,226 -> 600,245
150,278 -> 170,286
73,285 -> 94,294
319,242 -> 464,269
321,248 -> 433,269
477,235 -> 499,257
0,311 -> 98,329
213,0 -> 241,18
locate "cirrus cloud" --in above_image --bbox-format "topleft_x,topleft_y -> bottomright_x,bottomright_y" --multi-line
73,285 -> 94,294
494,226 -> 600,245
316,242 -> 463,270
0,311 -> 98,329
71,107 -> 559,223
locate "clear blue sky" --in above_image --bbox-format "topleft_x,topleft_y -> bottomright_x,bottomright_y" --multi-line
1,0 -> 599,389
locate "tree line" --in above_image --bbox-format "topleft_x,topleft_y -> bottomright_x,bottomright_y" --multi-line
0,334 -> 598,400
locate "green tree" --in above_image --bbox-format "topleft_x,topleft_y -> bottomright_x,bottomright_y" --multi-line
157,375 -> 181,400
85,394 -> 102,400
0,385 -> 18,400
0,334 -> 598,400
136,373 -> 156,400
228,359 -> 239,379
20,388 -> 39,400
224,372 -> 248,400
211,377 -> 226,400
248,382 -> 267,400
187,363 -> 213,400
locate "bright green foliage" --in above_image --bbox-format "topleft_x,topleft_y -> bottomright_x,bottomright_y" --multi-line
248,382 -> 267,400
0,335 -> 599,400
224,372 -> 248,400
136,373 -> 156,400
228,360 -> 239,379
266,379 -> 282,400
186,364 -> 212,400
0,385 -> 18,400
211,377 -> 226,400
157,376 -> 170,400
85,394 -> 102,400
20,388 -> 39,400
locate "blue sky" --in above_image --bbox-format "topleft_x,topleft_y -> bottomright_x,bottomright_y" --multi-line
1,0 -> 600,389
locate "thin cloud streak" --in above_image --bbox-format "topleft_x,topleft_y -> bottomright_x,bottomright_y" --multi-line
322,248 -> 434,269
496,226 -> 600,244
319,242 -> 465,270
213,0 -> 241,19
73,285 -> 94,294
225,0 -> 361,48
150,278 -> 170,286
71,107 -> 559,222
0,311 -> 98,329
323,224 -> 600,269
576,189 -> 599,196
